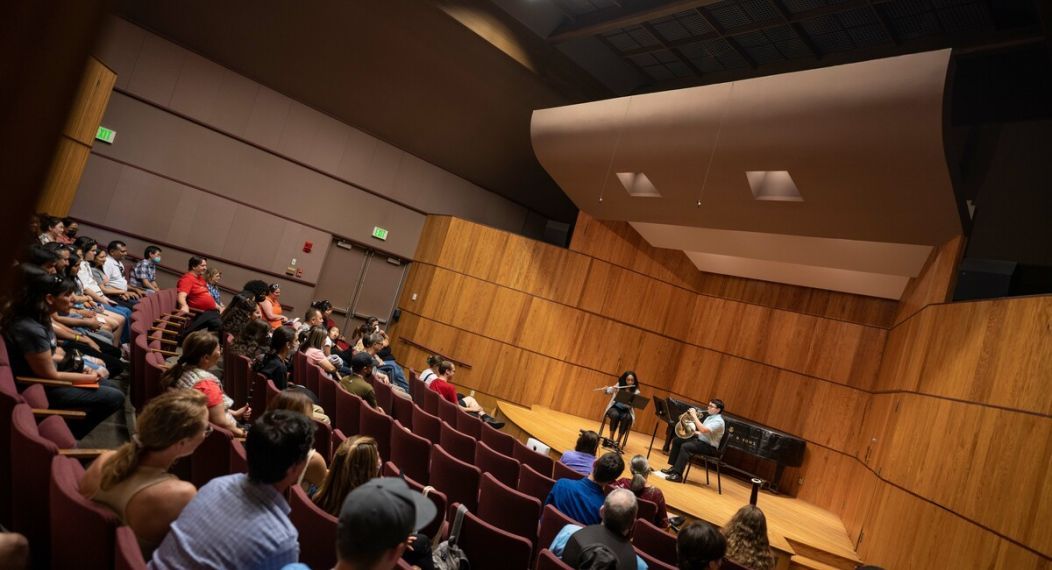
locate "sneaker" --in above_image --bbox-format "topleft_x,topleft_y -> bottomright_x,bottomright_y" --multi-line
487,421 -> 506,430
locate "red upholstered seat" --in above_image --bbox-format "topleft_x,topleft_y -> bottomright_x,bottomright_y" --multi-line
318,376 -> 338,419
455,503 -> 533,570
421,386 -> 441,415
513,441 -> 554,478
456,409 -> 483,439
637,497 -> 659,524
114,526 -> 148,570
517,462 -> 557,504
637,547 -> 677,570
633,517 -> 677,566
553,460 -> 586,480
474,440 -> 520,488
391,420 -> 432,483
359,400 -> 394,461
439,420 -> 476,463
335,386 -> 362,438
374,378 -> 395,412
391,389 -> 415,429
481,421 -> 517,456
313,417 -> 333,463
10,404 -> 64,567
538,505 -> 582,557
384,461 -> 447,539
429,444 -> 481,512
250,372 -> 270,421
190,422 -> 236,488
50,455 -> 121,570
288,484 -> 338,570
411,404 -> 442,442
230,439 -> 248,474
477,472 -> 541,546
435,395 -> 462,427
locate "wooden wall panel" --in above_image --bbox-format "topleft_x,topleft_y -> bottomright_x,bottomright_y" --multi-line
893,234 -> 965,326
39,56 -> 115,216
571,212 -> 898,328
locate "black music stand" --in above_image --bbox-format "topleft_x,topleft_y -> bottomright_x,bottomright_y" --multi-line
598,391 -> 651,454
647,397 -> 671,459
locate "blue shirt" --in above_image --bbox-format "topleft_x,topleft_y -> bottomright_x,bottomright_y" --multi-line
149,474 -> 298,570
559,451 -> 595,476
544,477 -> 606,526
550,524 -> 647,570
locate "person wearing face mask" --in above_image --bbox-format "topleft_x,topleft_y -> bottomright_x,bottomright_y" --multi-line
61,218 -> 78,243
130,245 -> 163,294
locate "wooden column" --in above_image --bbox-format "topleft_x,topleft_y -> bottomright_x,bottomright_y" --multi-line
37,56 -> 115,216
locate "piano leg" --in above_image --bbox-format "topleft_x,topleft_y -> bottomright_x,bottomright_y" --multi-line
771,463 -> 785,493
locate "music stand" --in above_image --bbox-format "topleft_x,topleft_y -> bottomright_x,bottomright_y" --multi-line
647,397 -> 670,459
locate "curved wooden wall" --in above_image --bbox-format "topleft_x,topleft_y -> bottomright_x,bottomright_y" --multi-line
391,214 -> 1052,568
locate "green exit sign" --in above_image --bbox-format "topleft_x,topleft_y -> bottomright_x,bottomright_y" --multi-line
371,226 -> 389,241
95,126 -> 116,144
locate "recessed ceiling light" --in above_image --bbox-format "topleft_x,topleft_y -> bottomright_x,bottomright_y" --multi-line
616,172 -> 661,197
746,171 -> 802,202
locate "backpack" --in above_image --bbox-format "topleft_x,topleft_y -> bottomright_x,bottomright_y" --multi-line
432,504 -> 470,570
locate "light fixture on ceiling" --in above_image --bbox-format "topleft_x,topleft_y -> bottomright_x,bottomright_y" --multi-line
616,172 -> 661,197
746,170 -> 803,202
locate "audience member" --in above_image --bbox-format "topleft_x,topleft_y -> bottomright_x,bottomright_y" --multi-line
603,371 -> 640,444
723,505 -> 775,570
79,390 -> 208,558
313,436 -> 381,516
259,283 -> 288,329
428,361 -> 503,428
613,455 -> 669,528
160,330 -> 250,437
104,240 -> 145,297
176,256 -> 222,336
266,391 -> 329,492
72,237 -> 134,329
550,488 -> 645,570
0,532 -> 28,570
418,354 -> 442,387
61,217 -> 78,240
372,332 -> 410,393
677,521 -> 726,570
229,319 -> 271,364
220,292 -> 260,342
129,245 -> 162,293
334,478 -> 437,570
341,352 -> 381,411
301,326 -> 340,377
204,267 -> 225,311
661,399 -> 725,483
360,332 -> 391,384
149,410 -> 315,569
38,216 -> 65,244
92,247 -> 138,306
546,451 -> 625,526
560,430 -> 600,476
1,269 -> 123,438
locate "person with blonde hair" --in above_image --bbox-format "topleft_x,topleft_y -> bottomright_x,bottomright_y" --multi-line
267,390 -> 329,493
161,330 -> 250,437
723,505 -> 775,570
313,435 -> 382,517
613,455 -> 669,528
79,390 -> 209,557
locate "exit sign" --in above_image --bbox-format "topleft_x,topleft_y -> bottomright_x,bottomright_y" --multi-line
95,126 -> 116,144
371,226 -> 389,241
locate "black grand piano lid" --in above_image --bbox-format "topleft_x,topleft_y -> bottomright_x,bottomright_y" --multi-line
724,414 -> 806,468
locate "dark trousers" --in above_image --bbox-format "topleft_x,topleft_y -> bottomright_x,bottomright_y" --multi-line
668,436 -> 718,474
181,309 -> 221,342
605,406 -> 633,439
45,379 -> 125,439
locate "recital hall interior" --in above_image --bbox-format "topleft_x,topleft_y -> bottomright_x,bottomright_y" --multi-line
3,0 -> 1051,569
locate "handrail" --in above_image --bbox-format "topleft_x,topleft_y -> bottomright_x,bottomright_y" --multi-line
397,337 -> 472,369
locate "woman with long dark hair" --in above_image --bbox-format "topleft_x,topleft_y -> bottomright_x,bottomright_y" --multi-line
603,370 -> 640,443
723,505 -> 775,570
1,269 -> 124,438
160,330 -> 250,437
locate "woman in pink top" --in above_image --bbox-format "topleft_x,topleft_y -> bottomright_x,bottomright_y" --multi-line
299,326 -> 338,378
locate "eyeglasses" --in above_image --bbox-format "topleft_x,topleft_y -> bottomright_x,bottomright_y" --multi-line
202,424 -> 214,437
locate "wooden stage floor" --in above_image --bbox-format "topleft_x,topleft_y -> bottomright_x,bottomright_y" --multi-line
499,403 -> 863,569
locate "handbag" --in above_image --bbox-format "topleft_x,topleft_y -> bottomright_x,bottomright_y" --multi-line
58,347 -> 85,373
432,503 -> 470,570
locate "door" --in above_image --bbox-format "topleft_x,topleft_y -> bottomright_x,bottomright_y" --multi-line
311,237 -> 408,335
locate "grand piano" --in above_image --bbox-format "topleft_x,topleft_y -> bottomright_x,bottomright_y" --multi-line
650,397 -> 806,492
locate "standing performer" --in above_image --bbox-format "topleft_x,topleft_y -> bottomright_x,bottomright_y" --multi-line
661,399 -> 725,483
603,371 -> 640,444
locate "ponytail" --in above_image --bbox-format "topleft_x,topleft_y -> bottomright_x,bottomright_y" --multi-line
630,472 -> 647,494
99,437 -> 144,490
628,454 -> 651,494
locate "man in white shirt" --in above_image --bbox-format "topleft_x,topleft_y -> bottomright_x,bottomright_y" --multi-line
661,399 -> 726,483
102,240 -> 143,297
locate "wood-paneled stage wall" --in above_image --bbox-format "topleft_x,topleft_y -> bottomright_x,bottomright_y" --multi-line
388,213 -> 1050,568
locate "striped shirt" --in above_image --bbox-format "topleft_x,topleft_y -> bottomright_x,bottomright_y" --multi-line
149,473 -> 298,570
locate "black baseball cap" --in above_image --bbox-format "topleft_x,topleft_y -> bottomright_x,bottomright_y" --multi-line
338,477 -> 437,552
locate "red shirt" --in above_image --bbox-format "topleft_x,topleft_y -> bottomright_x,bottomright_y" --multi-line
177,272 -> 217,311
429,378 -> 458,404
192,379 -> 225,408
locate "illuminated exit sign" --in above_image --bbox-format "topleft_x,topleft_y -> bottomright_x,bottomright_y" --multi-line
95,126 -> 116,144
372,226 -> 389,241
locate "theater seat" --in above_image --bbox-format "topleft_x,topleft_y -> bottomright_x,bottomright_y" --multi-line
477,472 -> 541,546
51,455 -> 121,570
359,401 -> 394,462
456,410 -> 483,439
190,423 -> 236,488
334,385 -> 362,437
481,421 -> 517,456
454,503 -> 533,570
553,461 -> 586,481
429,444 -> 481,512
288,484 -> 338,570
536,548 -> 573,570
474,440 -> 520,488
114,526 -> 147,570
439,420 -> 476,463
632,517 -> 676,566
517,463 -> 557,504
513,441 -> 554,477
390,390 -> 415,429
537,505 -> 582,560
411,404 -> 442,442
391,420 -> 432,483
